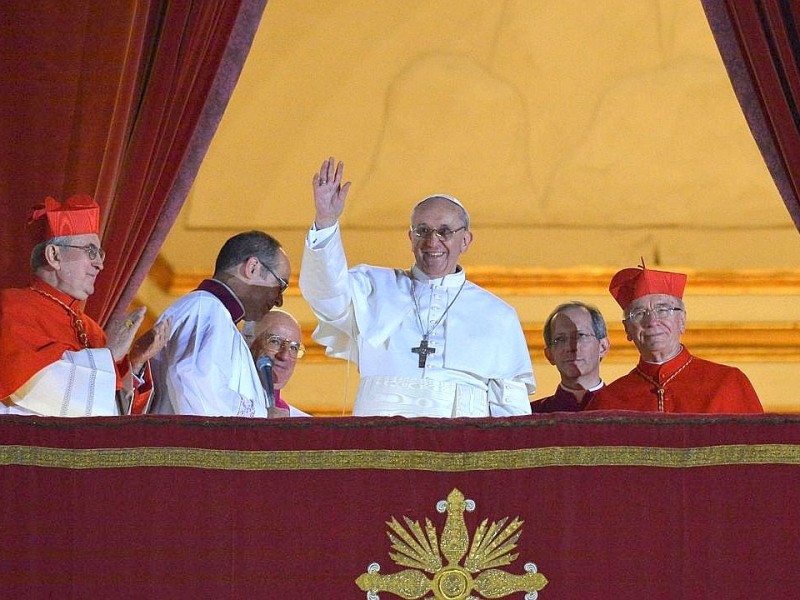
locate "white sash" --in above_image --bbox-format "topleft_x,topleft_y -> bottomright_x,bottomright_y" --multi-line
354,376 -> 490,418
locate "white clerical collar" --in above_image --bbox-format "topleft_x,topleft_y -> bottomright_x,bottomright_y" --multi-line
560,379 -> 604,393
410,265 -> 466,287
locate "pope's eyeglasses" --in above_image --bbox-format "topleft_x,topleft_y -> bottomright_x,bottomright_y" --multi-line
54,243 -> 106,261
626,306 -> 683,323
410,225 -> 466,241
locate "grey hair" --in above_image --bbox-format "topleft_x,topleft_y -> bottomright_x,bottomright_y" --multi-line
30,235 -> 72,271
543,301 -> 608,347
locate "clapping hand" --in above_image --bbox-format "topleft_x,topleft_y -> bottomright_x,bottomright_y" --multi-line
129,317 -> 172,374
105,307 -> 147,363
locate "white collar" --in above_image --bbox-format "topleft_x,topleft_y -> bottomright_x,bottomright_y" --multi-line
410,264 -> 466,287
559,379 -> 604,393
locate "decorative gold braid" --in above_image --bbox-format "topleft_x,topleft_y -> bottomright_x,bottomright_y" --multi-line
3,443 -> 799,471
635,356 -> 694,411
29,286 -> 89,348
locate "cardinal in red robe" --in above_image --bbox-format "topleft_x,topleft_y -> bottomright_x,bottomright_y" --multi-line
0,195 -> 167,416
586,263 -> 763,414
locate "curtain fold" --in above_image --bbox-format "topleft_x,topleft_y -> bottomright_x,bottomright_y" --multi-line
702,0 -> 800,231
0,0 -> 268,325
100,0 -> 268,324
0,0 -> 137,286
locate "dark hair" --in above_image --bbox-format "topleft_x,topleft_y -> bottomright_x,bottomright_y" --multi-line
543,301 -> 607,347
213,231 -> 282,275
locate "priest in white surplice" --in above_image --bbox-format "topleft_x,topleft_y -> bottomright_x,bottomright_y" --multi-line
299,157 -> 535,418
149,231 -> 292,417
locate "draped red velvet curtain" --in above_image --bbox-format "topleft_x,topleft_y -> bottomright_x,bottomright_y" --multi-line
0,0 -> 267,324
702,0 -> 800,232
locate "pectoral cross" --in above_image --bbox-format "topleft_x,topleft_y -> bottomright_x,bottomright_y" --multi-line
411,337 -> 436,368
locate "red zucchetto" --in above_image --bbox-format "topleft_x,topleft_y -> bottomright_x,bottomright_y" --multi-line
609,263 -> 687,310
28,195 -> 100,240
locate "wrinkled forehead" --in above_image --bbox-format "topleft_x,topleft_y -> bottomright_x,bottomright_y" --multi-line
627,293 -> 680,310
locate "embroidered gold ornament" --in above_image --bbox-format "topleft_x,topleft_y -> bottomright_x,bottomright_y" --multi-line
356,488 -> 548,600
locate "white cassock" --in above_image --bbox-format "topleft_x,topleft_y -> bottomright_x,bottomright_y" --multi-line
299,223 -> 535,418
149,284 -> 267,417
1,349 -> 119,416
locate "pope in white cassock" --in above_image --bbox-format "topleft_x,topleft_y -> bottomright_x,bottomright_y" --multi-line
299,157 -> 535,418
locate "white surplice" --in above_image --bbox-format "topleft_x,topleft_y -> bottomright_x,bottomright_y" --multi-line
1,348 -> 119,416
149,287 -> 267,417
299,223 -> 535,417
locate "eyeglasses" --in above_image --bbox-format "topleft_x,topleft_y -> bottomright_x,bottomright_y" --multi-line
260,334 -> 305,358
54,243 -> 106,261
626,306 -> 683,323
549,332 -> 597,348
259,260 -> 289,293
410,225 -> 467,241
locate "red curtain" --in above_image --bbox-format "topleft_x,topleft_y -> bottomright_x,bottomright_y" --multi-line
702,0 -> 800,232
0,0 -> 267,324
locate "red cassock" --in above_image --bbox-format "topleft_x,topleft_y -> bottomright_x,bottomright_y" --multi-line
586,346 -> 763,414
0,279 -> 152,413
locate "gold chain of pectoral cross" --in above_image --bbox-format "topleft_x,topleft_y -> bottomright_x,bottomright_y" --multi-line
634,356 -> 694,411
30,286 -> 90,348
410,276 -> 465,368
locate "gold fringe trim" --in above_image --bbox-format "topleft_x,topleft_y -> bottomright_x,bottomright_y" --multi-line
2,444 -> 799,471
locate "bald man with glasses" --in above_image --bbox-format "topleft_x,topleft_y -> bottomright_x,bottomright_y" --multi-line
299,157 -> 534,418
246,309 -> 310,417
586,264 -> 763,414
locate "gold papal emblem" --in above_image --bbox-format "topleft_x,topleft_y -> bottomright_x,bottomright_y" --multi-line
355,488 -> 548,600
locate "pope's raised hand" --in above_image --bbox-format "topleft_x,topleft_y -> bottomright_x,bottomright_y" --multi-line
312,156 -> 351,229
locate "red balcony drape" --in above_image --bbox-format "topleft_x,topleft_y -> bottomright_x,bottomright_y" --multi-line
2,413 -> 799,599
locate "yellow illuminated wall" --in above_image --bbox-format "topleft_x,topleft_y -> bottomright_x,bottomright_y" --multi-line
140,1 -> 800,414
